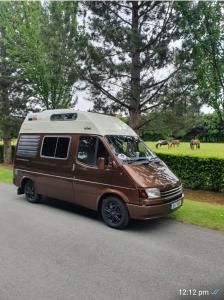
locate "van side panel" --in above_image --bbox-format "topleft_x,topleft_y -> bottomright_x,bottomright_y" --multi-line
14,133 -> 75,203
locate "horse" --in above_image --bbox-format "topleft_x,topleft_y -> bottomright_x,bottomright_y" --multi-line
155,140 -> 169,148
190,139 -> 200,150
169,139 -> 180,148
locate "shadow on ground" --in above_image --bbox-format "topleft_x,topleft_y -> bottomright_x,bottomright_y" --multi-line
19,195 -> 172,232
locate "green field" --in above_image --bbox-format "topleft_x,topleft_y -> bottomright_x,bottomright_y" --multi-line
171,199 -> 224,231
0,166 -> 13,184
146,141 -> 224,159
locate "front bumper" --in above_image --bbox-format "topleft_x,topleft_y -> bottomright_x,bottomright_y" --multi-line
127,196 -> 184,220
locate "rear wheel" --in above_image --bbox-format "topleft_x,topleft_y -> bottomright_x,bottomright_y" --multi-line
101,197 -> 129,229
24,180 -> 41,203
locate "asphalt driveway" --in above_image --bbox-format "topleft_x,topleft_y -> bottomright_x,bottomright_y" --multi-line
0,183 -> 223,300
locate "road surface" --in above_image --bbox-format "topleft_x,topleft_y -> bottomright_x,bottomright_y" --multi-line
0,183 -> 223,300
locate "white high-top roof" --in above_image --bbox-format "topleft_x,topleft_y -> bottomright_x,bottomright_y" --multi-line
20,109 -> 137,136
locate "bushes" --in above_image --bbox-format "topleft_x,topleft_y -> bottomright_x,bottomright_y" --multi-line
157,153 -> 224,192
0,145 -> 16,163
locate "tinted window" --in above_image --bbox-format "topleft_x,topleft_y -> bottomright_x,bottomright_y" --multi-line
50,113 -> 77,121
42,137 -> 57,157
77,136 -> 97,166
55,137 -> 70,158
41,136 -> 70,159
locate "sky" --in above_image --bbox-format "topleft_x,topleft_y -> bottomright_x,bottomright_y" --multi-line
75,92 -> 214,115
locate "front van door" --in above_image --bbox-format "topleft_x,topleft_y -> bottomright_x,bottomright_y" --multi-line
73,135 -> 112,210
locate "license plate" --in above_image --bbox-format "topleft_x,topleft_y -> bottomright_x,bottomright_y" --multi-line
171,199 -> 182,210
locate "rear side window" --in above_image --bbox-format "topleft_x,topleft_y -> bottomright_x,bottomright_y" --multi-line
17,135 -> 40,158
41,136 -> 70,159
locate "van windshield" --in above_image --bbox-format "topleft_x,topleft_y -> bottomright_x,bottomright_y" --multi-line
106,135 -> 156,164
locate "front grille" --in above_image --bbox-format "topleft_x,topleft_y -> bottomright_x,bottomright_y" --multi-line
161,185 -> 183,202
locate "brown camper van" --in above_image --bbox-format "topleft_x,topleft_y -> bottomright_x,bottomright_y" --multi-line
13,109 -> 183,229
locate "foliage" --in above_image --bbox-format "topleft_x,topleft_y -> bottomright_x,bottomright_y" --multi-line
141,110 -> 199,139
176,1 -> 224,122
79,1 -> 184,130
1,1 -> 79,110
170,199 -> 224,231
156,153 -> 224,191
142,112 -> 224,142
0,2 -> 30,163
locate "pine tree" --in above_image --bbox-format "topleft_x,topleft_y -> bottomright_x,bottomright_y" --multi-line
79,1 -> 182,130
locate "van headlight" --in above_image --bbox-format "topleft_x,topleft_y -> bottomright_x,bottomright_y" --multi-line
145,188 -> 160,198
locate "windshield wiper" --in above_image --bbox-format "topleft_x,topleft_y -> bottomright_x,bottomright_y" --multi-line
126,157 -> 150,164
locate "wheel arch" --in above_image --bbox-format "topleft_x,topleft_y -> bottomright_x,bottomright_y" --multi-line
20,176 -> 33,193
97,190 -> 129,213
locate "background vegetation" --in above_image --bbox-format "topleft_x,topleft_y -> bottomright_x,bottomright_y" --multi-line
1,2 -> 224,160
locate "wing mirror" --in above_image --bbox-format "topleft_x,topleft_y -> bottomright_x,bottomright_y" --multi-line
108,159 -> 117,169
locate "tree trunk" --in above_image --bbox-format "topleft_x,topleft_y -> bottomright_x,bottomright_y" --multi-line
3,138 -> 12,164
129,109 -> 141,134
129,1 -> 141,132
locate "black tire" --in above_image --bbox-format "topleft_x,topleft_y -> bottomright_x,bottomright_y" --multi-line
101,197 -> 129,229
24,180 -> 41,203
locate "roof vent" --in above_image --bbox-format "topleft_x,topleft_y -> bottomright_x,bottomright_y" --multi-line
50,113 -> 77,121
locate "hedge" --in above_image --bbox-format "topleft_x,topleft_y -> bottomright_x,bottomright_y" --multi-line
157,153 -> 224,192
0,144 -> 224,191
0,145 -> 16,163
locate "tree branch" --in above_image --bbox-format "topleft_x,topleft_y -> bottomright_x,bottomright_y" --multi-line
140,1 -> 174,52
80,71 -> 131,110
140,68 -> 179,109
102,3 -> 132,26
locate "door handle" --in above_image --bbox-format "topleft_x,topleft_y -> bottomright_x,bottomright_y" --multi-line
72,163 -> 75,172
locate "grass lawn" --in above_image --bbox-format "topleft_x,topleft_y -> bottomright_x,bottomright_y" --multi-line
0,166 -> 13,184
170,199 -> 224,231
146,141 -> 224,159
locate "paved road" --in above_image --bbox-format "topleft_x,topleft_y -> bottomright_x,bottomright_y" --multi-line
0,183 -> 223,300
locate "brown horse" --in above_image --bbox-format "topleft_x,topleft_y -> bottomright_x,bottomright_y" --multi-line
190,139 -> 200,150
169,139 -> 180,148
155,140 -> 169,148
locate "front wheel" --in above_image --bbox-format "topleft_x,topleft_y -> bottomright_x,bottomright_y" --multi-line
24,181 -> 41,203
101,197 -> 129,229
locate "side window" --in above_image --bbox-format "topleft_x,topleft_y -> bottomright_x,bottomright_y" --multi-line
41,137 -> 57,157
41,136 -> 70,159
77,136 -> 97,166
55,137 -> 70,158
77,136 -> 110,167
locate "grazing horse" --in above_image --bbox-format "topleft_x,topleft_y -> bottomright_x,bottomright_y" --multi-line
169,139 -> 180,148
190,139 -> 200,150
155,140 -> 169,148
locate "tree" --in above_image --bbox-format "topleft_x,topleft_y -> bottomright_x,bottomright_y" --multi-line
176,1 -> 224,122
78,1 -> 183,131
4,1 -> 80,110
0,2 -> 29,163
0,1 -> 80,163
